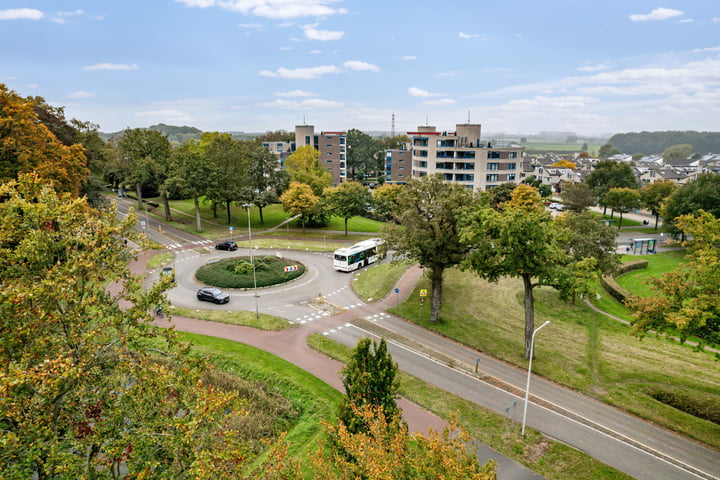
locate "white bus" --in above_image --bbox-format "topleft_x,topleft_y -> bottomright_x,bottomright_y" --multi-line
333,238 -> 385,272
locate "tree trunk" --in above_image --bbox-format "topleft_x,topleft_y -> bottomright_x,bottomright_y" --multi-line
259,206 -> 265,224
135,182 -> 142,210
163,192 -> 172,221
618,211 -> 624,229
602,204 -> 607,215
194,196 -> 202,232
211,202 -> 217,218
522,273 -> 535,359
226,200 -> 231,225
654,213 -> 659,230
344,217 -> 349,236
429,266 -> 444,323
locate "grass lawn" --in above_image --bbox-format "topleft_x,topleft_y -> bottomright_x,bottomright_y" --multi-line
351,260 -> 413,302
387,267 -> 720,449
169,305 -> 296,331
146,251 -> 174,269
179,332 -> 341,473
306,334 -> 632,480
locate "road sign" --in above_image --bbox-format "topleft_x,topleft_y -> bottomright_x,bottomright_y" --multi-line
229,226 -> 233,231
284,265 -> 298,273
419,289 -> 427,297
420,297 -> 425,304
394,288 -> 399,294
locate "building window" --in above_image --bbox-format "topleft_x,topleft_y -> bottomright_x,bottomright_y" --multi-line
416,150 -> 428,157
436,151 -> 455,159
418,160 -> 427,168
487,163 -> 499,171
456,173 -> 474,181
340,138 -> 345,144
486,174 -> 499,182
508,163 -> 516,170
488,151 -> 501,159
457,151 -> 476,159
414,138 -> 428,147
444,173 -> 453,181
509,152 -> 517,159
435,162 -> 454,170
508,174 -> 516,181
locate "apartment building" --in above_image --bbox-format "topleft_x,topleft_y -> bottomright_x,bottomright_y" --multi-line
261,140 -> 294,169
406,123 -> 524,191
295,125 -> 347,186
385,142 -> 412,183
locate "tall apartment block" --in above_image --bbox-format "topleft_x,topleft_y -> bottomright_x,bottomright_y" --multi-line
385,142 -> 412,183
406,123 -> 524,191
294,125 -> 347,186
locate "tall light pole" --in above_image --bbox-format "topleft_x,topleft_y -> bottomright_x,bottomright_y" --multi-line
243,203 -> 259,319
521,320 -> 550,436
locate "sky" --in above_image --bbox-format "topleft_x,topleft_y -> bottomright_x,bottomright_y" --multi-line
2,1 -> 719,137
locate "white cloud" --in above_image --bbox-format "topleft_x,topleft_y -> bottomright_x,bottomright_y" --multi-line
437,70 -> 460,77
423,98 -> 456,106
343,61 -> 379,72
68,91 -> 95,99
259,65 -> 341,79
458,32 -> 485,40
134,109 -> 195,122
277,89 -> 314,97
408,87 -> 443,97
280,46 -> 293,51
679,18 -> 693,23
304,28 -> 344,41
26,83 -> 38,89
84,63 -> 140,71
302,98 -> 343,108
238,23 -> 263,29
175,0 -> 348,19
309,49 -> 322,54
629,7 -> 683,22
692,46 -> 720,53
578,64 -> 609,72
259,98 -> 343,109
714,17 -> 720,24
0,8 -> 44,20
51,9 -> 86,24
403,55 -> 417,61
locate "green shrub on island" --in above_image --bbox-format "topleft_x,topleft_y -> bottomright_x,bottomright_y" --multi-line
197,256 -> 305,288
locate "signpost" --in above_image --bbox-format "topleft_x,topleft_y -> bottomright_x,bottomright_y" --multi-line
394,287 -> 399,308
284,265 -> 298,273
229,225 -> 233,243
418,289 -> 427,321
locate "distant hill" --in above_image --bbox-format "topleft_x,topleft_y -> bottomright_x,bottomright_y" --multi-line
98,124 -> 254,144
609,131 -> 720,155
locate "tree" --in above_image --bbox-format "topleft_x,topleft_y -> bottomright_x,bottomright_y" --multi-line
640,180 -> 676,230
627,211 -> 720,345
372,183 -> 402,220
284,145 -> 332,196
554,212 -> 619,275
385,175 -> 473,323
346,128 -> 383,180
338,338 -> 400,435
324,181 -> 372,235
0,174 -> 251,478
561,182 -> 595,213
244,142 -> 288,224
202,133 -> 248,225
460,185 -> 592,358
550,159 -> 576,169
661,173 -> 720,238
171,141 -> 215,232
313,405 -> 496,480
581,142 -> 589,152
662,144 -> 693,163
604,187 -> 641,229
598,143 -> 621,159
487,182 -> 517,211
585,160 -> 638,214
0,85 -> 88,196
116,128 -> 172,211
279,181 -> 319,232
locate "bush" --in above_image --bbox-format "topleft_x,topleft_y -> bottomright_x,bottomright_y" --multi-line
196,256 -> 305,288
646,386 -> 720,425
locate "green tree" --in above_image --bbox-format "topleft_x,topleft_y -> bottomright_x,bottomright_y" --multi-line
324,181 -> 372,235
202,133 -> 248,224
661,173 -> 720,238
662,144 -> 693,163
385,175 -> 473,323
561,182 -> 595,213
604,187 -> 641,228
285,145 -> 332,196
0,85 -> 88,197
347,128 -> 383,180
554,212 -> 619,274
279,181 -> 320,232
581,142 -> 589,152
460,185 -> 589,358
598,143 -> 621,159
338,338 -> 400,435
372,183 -> 403,220
0,174 -> 250,478
245,142 -> 288,224
585,160 -> 638,214
640,180 -> 676,230
116,128 -> 172,211
627,211 -> 720,345
171,141 -> 215,232
487,182 -> 517,211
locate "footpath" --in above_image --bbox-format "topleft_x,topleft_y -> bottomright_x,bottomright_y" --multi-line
130,253 -> 545,480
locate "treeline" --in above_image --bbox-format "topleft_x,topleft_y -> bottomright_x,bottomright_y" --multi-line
609,131 -> 720,155
100,123 -> 203,144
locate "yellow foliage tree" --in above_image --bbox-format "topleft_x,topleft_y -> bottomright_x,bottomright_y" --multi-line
550,159 -> 576,169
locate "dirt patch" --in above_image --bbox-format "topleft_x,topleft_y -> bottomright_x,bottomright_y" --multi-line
525,438 -> 551,463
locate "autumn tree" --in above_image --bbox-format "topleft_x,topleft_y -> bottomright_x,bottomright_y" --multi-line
487,182 -> 517,211
661,173 -> 720,239
550,159 -> 576,169
640,180 -> 676,230
385,175 -> 473,323
0,174 -> 251,478
324,181 -> 372,235
284,145 -> 332,196
0,85 -> 88,196
202,132 -> 248,224
604,187 -> 641,228
280,181 -> 320,232
313,405 -> 496,480
338,338 -> 400,435
244,142 -> 289,224
627,211 -> 720,345
372,182 -> 403,221
561,182 -> 595,213
460,185 -> 598,358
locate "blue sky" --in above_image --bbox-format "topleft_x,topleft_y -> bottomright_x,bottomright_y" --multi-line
2,1 -> 719,137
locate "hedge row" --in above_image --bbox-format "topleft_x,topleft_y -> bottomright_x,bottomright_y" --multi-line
599,260 -> 649,304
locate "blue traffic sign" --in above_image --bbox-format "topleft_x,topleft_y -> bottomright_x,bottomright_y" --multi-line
394,288 -> 399,293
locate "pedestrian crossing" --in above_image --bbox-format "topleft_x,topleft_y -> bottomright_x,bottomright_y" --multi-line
321,313 -> 389,336
164,239 -> 213,250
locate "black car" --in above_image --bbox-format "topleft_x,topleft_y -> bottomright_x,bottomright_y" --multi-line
215,241 -> 238,251
196,287 -> 230,304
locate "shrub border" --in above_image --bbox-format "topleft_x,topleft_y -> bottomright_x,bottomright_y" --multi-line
599,259 -> 648,304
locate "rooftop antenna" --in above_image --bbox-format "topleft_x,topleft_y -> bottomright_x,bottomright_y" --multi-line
468,109 -> 471,123
391,113 -> 395,137
425,115 -> 429,126
303,114 -> 306,125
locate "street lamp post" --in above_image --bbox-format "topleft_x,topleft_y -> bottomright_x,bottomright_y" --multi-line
243,203 -> 259,319
521,320 -> 551,436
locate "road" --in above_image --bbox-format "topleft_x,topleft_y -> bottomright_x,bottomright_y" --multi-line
125,198 -> 719,480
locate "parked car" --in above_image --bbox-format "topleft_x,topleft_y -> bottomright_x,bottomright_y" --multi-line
215,241 -> 238,251
196,287 -> 230,304
160,266 -> 175,282
548,202 -> 564,211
